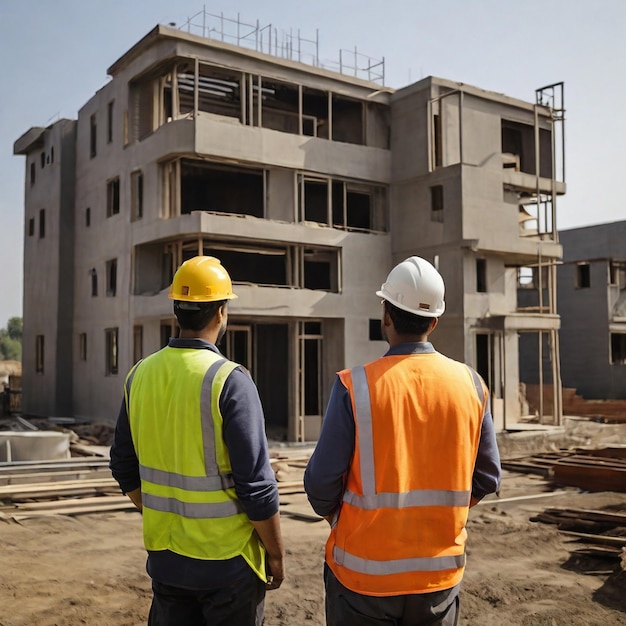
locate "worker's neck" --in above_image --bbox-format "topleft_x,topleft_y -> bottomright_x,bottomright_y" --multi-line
178,327 -> 218,343
387,333 -> 429,348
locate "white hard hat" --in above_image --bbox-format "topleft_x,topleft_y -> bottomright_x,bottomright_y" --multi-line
376,256 -> 445,317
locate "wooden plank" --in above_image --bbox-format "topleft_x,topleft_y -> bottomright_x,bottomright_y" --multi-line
542,507 -> 626,525
9,501 -> 137,519
0,468 -> 113,486
8,495 -> 129,510
552,464 -> 626,493
559,530 -> 626,547
0,478 -> 118,495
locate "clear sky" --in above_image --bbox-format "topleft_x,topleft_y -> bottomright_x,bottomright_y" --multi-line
1,0 -> 624,325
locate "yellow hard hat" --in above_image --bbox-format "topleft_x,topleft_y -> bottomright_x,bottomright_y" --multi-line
168,256 -> 238,302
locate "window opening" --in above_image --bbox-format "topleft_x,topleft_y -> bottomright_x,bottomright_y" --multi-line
106,259 -> 117,297
90,268 -> 98,297
40,152 -> 45,169
431,185 -> 444,222
161,320 -> 176,347
107,100 -> 114,143
30,162 -> 36,186
107,178 -> 120,217
35,335 -> 44,373
610,333 -> 626,365
85,207 -> 91,227
133,326 -> 143,363
39,209 -> 46,238
90,113 -> 97,157
369,319 -> 383,341
576,263 -> 591,289
28,218 -> 34,237
433,113 -> 442,167
518,266 -> 534,288
476,259 -> 487,293
300,178 -> 329,224
105,328 -> 118,375
131,171 -> 144,221
609,261 -> 626,289
79,333 -> 87,361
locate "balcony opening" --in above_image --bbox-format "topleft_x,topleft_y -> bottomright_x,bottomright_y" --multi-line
177,159 -> 264,217
501,119 -> 553,178
197,64 -> 242,119
134,239 -> 340,294
332,94 -> 363,144
303,87 -> 329,138
258,78 -> 300,134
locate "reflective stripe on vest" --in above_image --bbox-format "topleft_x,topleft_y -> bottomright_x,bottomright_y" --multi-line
334,547 -> 466,575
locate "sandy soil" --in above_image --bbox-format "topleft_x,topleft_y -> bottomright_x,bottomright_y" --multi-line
1,467 -> 626,626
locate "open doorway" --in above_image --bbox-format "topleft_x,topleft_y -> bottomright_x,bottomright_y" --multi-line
223,322 -> 289,442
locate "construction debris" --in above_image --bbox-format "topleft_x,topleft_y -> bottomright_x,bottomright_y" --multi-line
502,447 -> 626,493
0,450 -> 313,521
532,506 -> 626,561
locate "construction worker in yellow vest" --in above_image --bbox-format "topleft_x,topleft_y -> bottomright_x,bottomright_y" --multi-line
110,256 -> 284,626
304,256 -> 501,625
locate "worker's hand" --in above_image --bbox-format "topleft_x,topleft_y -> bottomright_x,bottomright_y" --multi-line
265,553 -> 285,591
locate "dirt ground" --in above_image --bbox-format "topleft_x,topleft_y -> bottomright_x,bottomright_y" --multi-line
1,455 -> 626,625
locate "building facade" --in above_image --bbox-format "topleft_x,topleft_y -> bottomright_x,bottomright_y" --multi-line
14,23 -> 566,438
556,222 -> 626,400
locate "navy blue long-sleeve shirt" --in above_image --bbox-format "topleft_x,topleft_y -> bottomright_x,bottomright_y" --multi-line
110,338 -> 278,589
304,342 -> 502,518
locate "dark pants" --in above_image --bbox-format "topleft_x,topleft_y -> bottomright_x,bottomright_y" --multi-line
148,569 -> 266,626
324,564 -> 460,626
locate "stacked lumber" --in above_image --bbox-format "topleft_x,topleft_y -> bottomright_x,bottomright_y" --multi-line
0,453 -> 313,520
270,453 -> 310,495
0,457 -> 132,520
502,448 -> 626,493
532,506 -> 626,560
524,385 -> 626,423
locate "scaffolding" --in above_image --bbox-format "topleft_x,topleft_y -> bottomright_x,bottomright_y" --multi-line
175,7 -> 385,85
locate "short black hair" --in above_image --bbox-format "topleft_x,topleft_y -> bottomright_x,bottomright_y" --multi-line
174,300 -> 226,331
384,300 -> 434,336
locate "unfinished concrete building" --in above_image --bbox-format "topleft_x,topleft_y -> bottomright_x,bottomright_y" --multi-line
14,15 -> 566,438
555,221 -> 626,400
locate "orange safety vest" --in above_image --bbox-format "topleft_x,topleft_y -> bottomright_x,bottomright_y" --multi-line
326,351 -> 487,596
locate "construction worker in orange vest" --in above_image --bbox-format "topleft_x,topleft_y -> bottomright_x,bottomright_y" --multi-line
304,256 -> 501,625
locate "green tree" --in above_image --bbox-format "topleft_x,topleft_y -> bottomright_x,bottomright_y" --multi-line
0,317 -> 22,361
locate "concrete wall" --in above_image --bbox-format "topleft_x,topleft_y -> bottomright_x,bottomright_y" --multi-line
19,120 -> 76,418
558,222 -> 626,399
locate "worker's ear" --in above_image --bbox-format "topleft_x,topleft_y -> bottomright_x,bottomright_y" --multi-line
429,317 -> 439,333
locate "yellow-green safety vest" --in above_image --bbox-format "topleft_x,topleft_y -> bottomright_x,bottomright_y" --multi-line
126,346 -> 266,581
